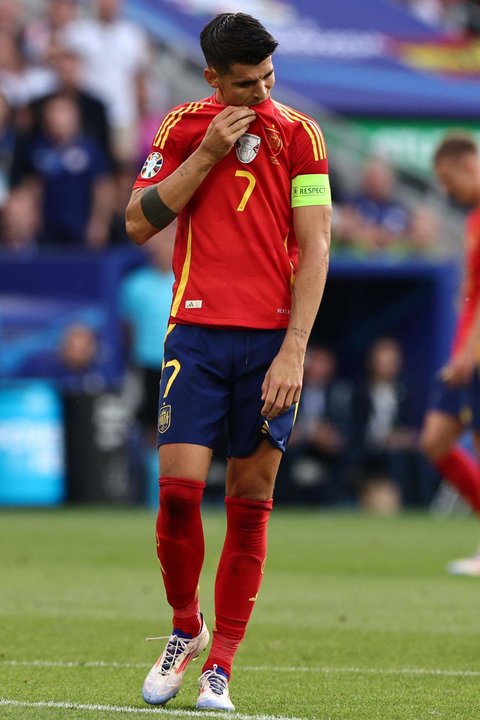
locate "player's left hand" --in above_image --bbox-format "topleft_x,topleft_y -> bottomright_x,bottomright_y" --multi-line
261,349 -> 303,420
441,348 -> 477,387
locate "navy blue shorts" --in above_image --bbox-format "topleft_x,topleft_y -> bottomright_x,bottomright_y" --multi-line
157,324 -> 296,457
428,368 -> 480,430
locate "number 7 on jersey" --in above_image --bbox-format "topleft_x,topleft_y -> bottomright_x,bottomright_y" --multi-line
235,170 -> 256,212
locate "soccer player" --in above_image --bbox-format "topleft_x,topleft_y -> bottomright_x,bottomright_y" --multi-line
421,133 -> 480,576
125,13 -> 331,711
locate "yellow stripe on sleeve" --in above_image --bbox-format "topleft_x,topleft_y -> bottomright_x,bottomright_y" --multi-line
158,101 -> 205,149
153,107 -> 185,146
278,102 -> 327,159
156,102 -> 195,149
274,101 -> 326,160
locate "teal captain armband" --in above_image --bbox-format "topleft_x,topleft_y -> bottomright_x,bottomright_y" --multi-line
291,174 -> 331,207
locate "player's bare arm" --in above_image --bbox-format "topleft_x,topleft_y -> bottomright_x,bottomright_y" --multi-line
261,205 -> 332,419
126,106 -> 256,244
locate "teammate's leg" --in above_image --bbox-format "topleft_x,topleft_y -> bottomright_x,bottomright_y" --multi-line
421,410 -> 480,512
197,440 -> 280,712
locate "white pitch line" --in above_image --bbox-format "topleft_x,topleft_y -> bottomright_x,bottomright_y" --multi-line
244,665 -> 480,678
0,699 -> 304,720
1,659 -> 148,669
2,659 -> 480,678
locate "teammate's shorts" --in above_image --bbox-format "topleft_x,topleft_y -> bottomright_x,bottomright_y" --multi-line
157,324 -> 296,457
428,368 -> 480,430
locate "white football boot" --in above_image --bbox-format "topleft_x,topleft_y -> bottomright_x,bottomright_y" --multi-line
196,664 -> 235,712
447,549 -> 480,577
142,620 -> 209,706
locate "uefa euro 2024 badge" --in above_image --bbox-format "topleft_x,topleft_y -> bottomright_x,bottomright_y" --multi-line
235,133 -> 261,164
140,152 -> 164,179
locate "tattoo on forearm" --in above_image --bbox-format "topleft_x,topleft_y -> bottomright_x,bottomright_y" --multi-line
291,327 -> 308,340
140,186 -> 177,230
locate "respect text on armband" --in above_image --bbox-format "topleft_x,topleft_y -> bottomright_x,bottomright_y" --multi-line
291,174 -> 331,208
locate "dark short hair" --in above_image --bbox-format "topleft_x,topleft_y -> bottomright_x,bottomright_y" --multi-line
434,132 -> 478,164
200,13 -> 278,75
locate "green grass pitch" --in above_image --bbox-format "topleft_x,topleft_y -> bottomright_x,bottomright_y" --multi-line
1,507 -> 480,720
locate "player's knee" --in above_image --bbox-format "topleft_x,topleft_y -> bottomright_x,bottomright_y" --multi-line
419,428 -> 446,462
229,473 -> 275,501
159,481 -> 201,518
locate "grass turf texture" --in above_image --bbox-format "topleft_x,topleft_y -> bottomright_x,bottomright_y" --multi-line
1,508 -> 480,720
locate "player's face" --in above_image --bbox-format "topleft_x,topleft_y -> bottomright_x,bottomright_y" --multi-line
206,57 -> 275,107
435,155 -> 479,205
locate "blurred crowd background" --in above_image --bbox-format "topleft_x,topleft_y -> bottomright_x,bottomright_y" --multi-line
1,0 -> 479,512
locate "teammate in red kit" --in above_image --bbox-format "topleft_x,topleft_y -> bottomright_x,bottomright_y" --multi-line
125,13 -> 331,712
421,133 -> 480,576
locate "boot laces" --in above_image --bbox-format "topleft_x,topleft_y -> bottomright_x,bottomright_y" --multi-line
201,664 -> 228,696
146,633 -> 190,676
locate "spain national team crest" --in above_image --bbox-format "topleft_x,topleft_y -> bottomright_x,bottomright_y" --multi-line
235,133 -> 261,164
266,127 -> 283,157
158,404 -> 171,434
140,151 -> 163,179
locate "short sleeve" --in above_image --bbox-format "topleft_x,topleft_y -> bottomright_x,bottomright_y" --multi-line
133,107 -> 191,190
290,118 -> 329,178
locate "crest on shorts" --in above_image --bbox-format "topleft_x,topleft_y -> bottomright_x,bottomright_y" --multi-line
140,151 -> 163,179
235,133 -> 261,164
266,127 -> 283,157
158,404 -> 171,434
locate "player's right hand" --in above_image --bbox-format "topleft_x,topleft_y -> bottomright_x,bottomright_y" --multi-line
199,106 -> 256,162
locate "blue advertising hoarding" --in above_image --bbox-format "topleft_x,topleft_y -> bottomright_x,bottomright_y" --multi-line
126,0 -> 480,118
0,381 -> 65,505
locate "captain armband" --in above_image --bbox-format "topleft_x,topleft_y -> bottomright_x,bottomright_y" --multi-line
291,174 -> 331,208
140,185 -> 177,230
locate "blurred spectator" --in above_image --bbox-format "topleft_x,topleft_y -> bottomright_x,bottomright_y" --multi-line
55,323 -> 105,393
62,0 -> 150,163
350,338 -> 419,513
405,206 -> 442,257
0,91 -> 14,209
28,45 -> 112,161
0,29 -> 55,108
284,345 -> 352,504
1,185 -> 38,252
335,157 -> 410,253
23,0 -> 78,65
20,323 -> 105,393
11,93 -> 113,247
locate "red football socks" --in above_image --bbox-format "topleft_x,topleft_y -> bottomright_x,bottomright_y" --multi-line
435,447 -> 480,514
203,496 -> 273,678
156,477 -> 205,637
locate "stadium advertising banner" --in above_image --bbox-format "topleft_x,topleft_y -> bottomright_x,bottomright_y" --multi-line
0,381 -> 65,505
128,0 -> 480,118
354,119 -> 480,177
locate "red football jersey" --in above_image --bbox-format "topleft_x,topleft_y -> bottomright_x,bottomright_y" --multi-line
452,208 -> 480,355
134,94 -> 329,329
